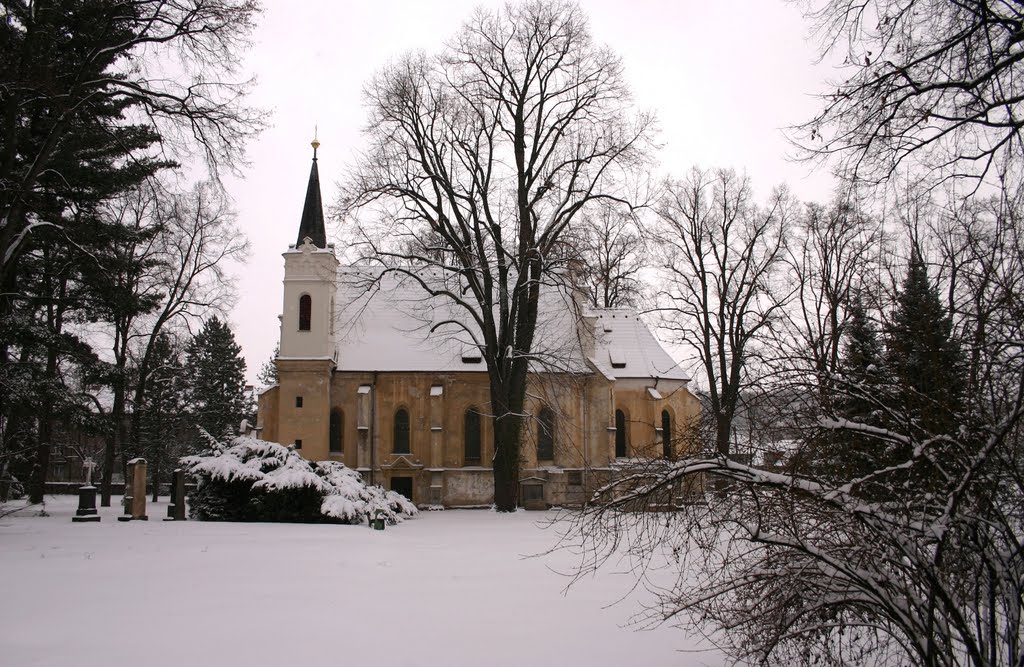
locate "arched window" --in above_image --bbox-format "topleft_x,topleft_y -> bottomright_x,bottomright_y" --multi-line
661,410 -> 672,459
615,409 -> 627,458
464,408 -> 481,465
393,408 -> 410,454
298,294 -> 312,331
537,407 -> 555,461
330,409 -> 343,454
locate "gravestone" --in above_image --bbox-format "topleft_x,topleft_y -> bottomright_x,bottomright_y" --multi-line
72,458 -> 100,523
164,468 -> 186,521
118,462 -> 134,521
118,458 -> 148,521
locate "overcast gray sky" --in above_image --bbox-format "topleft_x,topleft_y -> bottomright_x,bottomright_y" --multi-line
224,0 -> 838,383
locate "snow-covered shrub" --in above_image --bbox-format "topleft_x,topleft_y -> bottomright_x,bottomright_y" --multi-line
317,461 -> 417,523
182,433 -> 417,524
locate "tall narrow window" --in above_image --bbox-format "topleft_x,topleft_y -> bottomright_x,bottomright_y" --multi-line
661,410 -> 672,459
537,407 -> 555,461
393,408 -> 410,454
615,409 -> 627,458
464,408 -> 482,465
330,409 -> 343,453
299,294 -> 311,331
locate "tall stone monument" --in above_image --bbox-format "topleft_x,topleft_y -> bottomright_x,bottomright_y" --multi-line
118,458 -> 148,521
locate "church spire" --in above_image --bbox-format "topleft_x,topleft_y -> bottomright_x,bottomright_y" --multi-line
296,134 -> 327,248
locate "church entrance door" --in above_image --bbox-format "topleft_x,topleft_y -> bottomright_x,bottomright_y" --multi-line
391,476 -> 413,502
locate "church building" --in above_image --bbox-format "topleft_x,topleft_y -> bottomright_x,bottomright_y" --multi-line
256,143 -> 700,508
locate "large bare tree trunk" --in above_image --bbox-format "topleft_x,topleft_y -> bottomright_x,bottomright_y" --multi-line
345,2 -> 655,515
492,410 -> 523,511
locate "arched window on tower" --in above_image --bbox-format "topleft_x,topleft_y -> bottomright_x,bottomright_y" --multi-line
615,409 -> 627,458
330,409 -> 343,454
661,410 -> 672,460
299,294 -> 312,331
537,407 -> 555,461
393,408 -> 410,454
464,408 -> 481,465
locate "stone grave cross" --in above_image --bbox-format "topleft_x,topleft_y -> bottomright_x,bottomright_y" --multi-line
72,458 -> 100,522
82,458 -> 96,487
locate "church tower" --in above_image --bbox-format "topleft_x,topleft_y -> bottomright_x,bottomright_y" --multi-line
273,137 -> 339,459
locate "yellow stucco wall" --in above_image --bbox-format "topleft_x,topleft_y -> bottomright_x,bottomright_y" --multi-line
272,358 -> 333,460
256,364 -> 700,508
257,385 -> 280,443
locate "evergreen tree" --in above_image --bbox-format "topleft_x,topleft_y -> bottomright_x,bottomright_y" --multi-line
886,248 -> 964,438
0,0 -> 261,305
1,0 -> 260,505
256,344 -> 279,386
184,317 -> 249,445
843,297 -> 884,385
875,248 -> 967,495
814,296 -> 891,492
12,112 -> 165,504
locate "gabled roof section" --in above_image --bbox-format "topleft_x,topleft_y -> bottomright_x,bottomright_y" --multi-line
587,309 -> 690,382
296,143 -> 327,249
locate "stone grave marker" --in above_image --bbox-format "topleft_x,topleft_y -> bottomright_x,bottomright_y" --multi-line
164,468 -> 186,521
72,458 -> 100,523
118,458 -> 148,521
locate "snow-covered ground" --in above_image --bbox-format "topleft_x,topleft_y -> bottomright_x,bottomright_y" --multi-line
1,496 -> 726,667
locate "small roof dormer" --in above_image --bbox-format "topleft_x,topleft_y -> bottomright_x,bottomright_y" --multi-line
296,136 -> 327,249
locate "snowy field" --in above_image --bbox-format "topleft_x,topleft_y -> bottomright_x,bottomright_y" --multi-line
1,496 -> 726,667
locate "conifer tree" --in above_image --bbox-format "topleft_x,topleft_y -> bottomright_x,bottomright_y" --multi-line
843,297 -> 884,386
886,249 -> 963,438
814,296 -> 890,491
256,344 -> 279,386
184,318 -> 249,445
876,248 -> 967,496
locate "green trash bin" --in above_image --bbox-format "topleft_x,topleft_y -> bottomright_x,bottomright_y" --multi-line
371,509 -> 387,531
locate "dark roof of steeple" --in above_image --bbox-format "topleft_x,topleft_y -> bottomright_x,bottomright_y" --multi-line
296,144 -> 327,248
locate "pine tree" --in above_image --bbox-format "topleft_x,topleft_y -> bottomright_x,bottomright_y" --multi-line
256,344 -> 279,386
875,248 -> 967,496
829,296 -> 891,491
843,297 -> 884,385
886,248 -> 963,438
184,317 -> 249,446
803,296 -> 889,489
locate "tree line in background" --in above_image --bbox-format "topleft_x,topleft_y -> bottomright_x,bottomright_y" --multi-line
0,0 -> 263,506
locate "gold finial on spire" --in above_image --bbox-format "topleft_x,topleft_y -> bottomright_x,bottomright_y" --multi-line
311,125 -> 320,157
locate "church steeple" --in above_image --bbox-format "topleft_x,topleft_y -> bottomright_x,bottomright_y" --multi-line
296,136 -> 327,248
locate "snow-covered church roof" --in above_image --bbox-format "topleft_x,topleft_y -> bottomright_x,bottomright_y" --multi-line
332,267 -> 688,383
585,309 -> 690,382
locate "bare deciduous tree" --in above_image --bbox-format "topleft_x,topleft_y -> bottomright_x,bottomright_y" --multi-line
796,0 -> 1024,188
342,1 -> 654,511
82,181 -> 246,506
783,195 -> 885,405
653,168 -> 794,457
124,181 -> 248,502
563,204 -> 647,308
